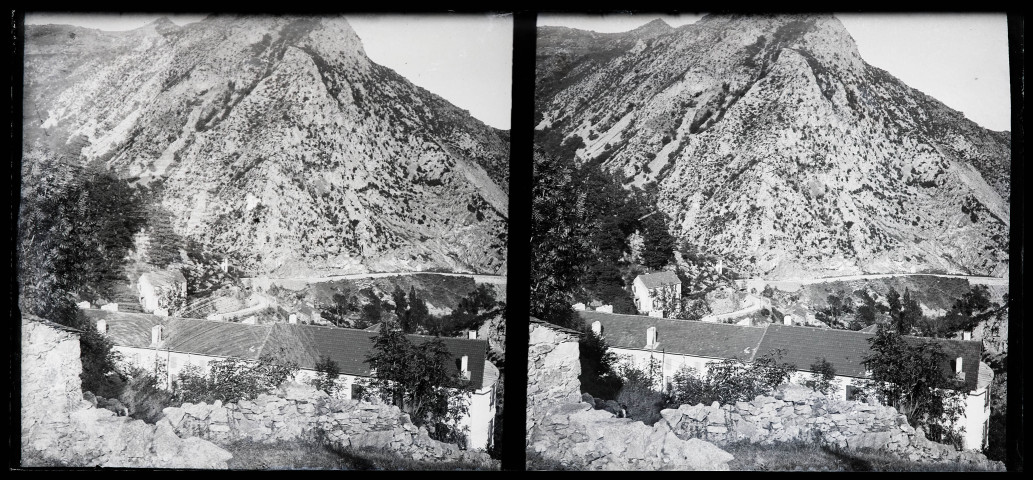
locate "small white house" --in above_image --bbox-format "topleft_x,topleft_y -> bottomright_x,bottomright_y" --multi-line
138,269 -> 187,313
632,271 -> 682,316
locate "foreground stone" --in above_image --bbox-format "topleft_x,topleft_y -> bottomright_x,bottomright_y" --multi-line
21,316 -> 232,469
658,384 -> 1003,471
161,382 -> 496,468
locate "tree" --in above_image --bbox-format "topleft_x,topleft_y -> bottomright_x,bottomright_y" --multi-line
886,287 -> 903,327
917,285 -> 1000,338
362,322 -> 472,445
18,159 -> 147,397
850,290 -> 880,330
676,297 -> 711,321
392,285 -> 408,323
861,325 -> 966,445
578,329 -> 623,399
313,355 -> 341,395
640,213 -> 675,270
899,288 -> 923,334
358,290 -> 384,329
804,357 -> 838,396
530,146 -> 592,329
406,286 -> 430,333
322,290 -> 356,327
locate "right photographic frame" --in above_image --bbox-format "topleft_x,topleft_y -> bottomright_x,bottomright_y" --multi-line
527,12 -> 1015,471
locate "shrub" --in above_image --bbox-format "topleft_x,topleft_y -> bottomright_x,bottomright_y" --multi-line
175,352 -> 299,404
615,358 -> 665,425
803,357 -> 838,396
313,355 -> 341,395
119,364 -> 177,423
666,349 -> 796,407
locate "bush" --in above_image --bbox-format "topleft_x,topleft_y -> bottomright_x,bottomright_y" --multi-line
313,355 -> 341,395
615,358 -> 665,425
175,352 -> 299,404
119,364 -> 177,423
666,349 -> 796,407
803,357 -> 838,396
578,330 -> 623,400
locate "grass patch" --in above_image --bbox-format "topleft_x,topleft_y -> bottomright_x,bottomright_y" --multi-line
526,449 -> 582,471
20,448 -> 91,468
725,441 -> 998,472
223,438 -> 492,470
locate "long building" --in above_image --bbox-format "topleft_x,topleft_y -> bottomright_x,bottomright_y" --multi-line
579,310 -> 993,451
84,309 -> 499,451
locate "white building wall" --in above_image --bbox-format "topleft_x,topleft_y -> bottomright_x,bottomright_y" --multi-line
112,345 -> 495,449
461,384 -> 496,451
632,278 -> 650,313
138,276 -> 159,313
961,387 -> 991,451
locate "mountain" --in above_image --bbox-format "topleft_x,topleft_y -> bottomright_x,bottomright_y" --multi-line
536,14 -> 1010,279
23,15 -> 509,277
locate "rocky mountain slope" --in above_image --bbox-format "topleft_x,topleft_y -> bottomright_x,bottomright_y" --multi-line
536,14 -> 1009,279
24,15 -> 509,277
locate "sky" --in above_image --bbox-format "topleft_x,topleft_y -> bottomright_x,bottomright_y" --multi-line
538,13 -> 1012,132
23,13 -> 514,130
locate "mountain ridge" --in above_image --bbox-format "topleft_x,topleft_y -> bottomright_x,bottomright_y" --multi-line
24,15 -> 509,277
536,14 -> 1009,279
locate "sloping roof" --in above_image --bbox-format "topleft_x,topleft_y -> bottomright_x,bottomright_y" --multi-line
529,316 -> 582,336
754,324 -> 875,378
481,360 -> 500,391
260,324 -> 488,388
85,310 -> 490,388
140,269 -> 186,287
976,361 -> 994,390
22,313 -> 82,334
85,310 -> 165,347
754,324 -> 983,392
580,311 -> 766,361
581,311 -> 984,393
636,271 -> 681,289
164,317 -> 270,360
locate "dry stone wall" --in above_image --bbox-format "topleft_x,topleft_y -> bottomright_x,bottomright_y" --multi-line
529,402 -> 734,470
21,318 -> 233,469
660,383 -> 1003,470
527,322 -> 582,435
526,320 -> 733,470
159,382 -> 495,466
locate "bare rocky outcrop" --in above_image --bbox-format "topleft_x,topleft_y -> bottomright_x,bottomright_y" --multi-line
20,316 -> 233,468
526,319 -> 733,470
159,382 -> 495,467
660,383 -> 1003,470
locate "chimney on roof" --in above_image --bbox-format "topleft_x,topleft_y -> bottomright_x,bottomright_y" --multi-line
151,324 -> 164,346
646,326 -> 657,347
288,314 -> 298,324
96,319 -> 107,334
468,330 -> 477,339
591,321 -> 602,335
783,315 -> 792,326
963,331 -> 972,341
